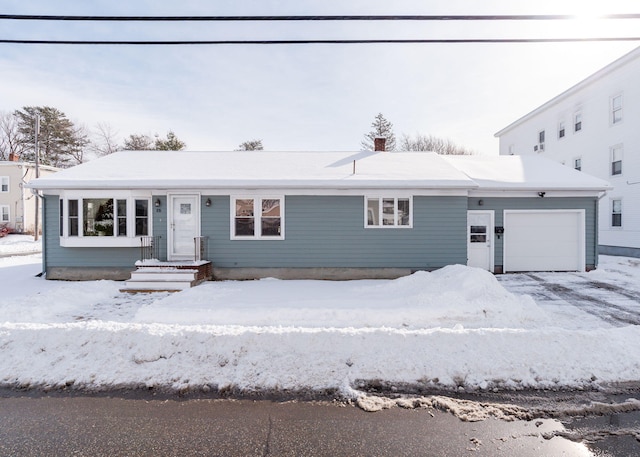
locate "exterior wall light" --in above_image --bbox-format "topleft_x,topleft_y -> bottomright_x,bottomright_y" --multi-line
205,198 -> 212,207
155,198 -> 161,207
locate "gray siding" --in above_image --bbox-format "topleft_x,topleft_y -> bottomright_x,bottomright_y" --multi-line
467,197 -> 599,268
202,195 -> 467,269
43,194 -> 467,273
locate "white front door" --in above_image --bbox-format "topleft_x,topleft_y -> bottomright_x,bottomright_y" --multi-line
467,210 -> 494,271
168,194 -> 200,260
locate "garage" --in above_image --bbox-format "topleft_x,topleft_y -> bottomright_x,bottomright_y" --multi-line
503,210 -> 585,272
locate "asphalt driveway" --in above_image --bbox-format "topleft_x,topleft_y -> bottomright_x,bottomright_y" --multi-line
497,265 -> 640,327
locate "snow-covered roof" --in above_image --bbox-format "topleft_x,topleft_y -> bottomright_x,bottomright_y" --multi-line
28,150 -> 476,190
28,150 -> 610,193
444,155 -> 611,191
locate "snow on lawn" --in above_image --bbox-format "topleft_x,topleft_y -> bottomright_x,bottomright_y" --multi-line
1,249 -> 640,398
0,234 -> 42,255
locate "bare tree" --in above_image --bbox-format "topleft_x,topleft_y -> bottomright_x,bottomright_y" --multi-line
0,111 -> 28,160
361,113 -> 396,151
400,134 -> 474,155
236,139 -> 263,151
90,122 -> 120,156
123,133 -> 154,150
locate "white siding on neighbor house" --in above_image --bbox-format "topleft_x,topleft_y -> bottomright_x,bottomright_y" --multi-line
496,47 -> 640,254
0,162 -> 58,233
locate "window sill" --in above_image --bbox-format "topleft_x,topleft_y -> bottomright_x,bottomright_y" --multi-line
60,237 -> 144,248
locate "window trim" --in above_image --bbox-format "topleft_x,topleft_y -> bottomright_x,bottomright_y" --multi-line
573,111 -> 583,133
230,196 -> 285,240
610,145 -> 623,177
0,205 -> 9,223
0,176 -> 8,193
58,193 -> 152,247
573,157 -> 582,171
558,121 -> 565,139
364,196 -> 413,228
611,93 -> 623,125
611,198 -> 622,228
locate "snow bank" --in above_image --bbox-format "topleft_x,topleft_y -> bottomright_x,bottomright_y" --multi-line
1,257 -> 640,397
134,265 -> 552,329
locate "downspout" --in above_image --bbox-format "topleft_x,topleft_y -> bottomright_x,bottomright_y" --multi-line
595,191 -> 608,269
30,188 -> 46,277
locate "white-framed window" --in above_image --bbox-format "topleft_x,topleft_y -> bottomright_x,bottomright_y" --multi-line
611,199 -> 622,228
611,145 -> 623,176
366,196 -> 412,228
558,121 -> 565,139
574,111 -> 582,132
0,176 -> 8,193
611,94 -> 623,125
0,205 -> 9,222
573,157 -> 582,171
231,196 -> 284,240
59,193 -> 152,247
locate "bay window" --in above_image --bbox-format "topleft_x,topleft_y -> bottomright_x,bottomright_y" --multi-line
59,194 -> 151,246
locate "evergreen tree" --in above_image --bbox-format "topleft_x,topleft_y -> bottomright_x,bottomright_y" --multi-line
236,139 -> 263,151
13,106 -> 88,167
361,113 -> 396,151
154,131 -> 186,151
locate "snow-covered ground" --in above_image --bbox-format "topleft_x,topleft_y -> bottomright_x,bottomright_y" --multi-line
0,234 -> 42,256
1,234 -> 640,400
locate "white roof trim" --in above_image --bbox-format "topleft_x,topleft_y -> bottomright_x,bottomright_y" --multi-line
494,46 -> 640,137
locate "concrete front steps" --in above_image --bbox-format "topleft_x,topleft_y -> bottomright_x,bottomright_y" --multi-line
120,261 -> 213,293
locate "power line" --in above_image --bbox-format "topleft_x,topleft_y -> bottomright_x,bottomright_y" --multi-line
0,14 -> 639,22
2,37 -> 639,45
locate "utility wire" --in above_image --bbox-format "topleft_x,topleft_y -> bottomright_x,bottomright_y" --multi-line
0,14 -> 639,22
1,37 -> 640,45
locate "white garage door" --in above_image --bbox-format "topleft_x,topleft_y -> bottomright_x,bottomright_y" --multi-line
503,210 -> 585,272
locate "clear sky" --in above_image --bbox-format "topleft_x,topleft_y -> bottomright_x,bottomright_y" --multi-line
1,0 -> 639,155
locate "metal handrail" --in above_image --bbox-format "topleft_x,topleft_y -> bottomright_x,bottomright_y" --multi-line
140,235 -> 161,261
194,236 -> 208,262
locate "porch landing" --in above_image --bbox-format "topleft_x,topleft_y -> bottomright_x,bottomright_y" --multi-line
120,261 -> 213,293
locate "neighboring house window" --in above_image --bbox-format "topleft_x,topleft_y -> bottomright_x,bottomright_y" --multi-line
0,176 -> 8,192
366,197 -> 412,228
232,197 -> 283,239
537,130 -> 545,151
573,157 -> 582,171
0,205 -> 9,223
611,94 -> 623,124
558,121 -> 565,139
611,145 -> 623,176
574,112 -> 582,132
611,199 -> 622,227
60,196 -> 151,244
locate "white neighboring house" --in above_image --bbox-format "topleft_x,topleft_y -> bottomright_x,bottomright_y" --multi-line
0,155 -> 58,234
495,46 -> 640,258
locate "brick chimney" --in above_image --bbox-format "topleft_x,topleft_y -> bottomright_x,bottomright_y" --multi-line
374,137 -> 386,152
8,152 -> 19,162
